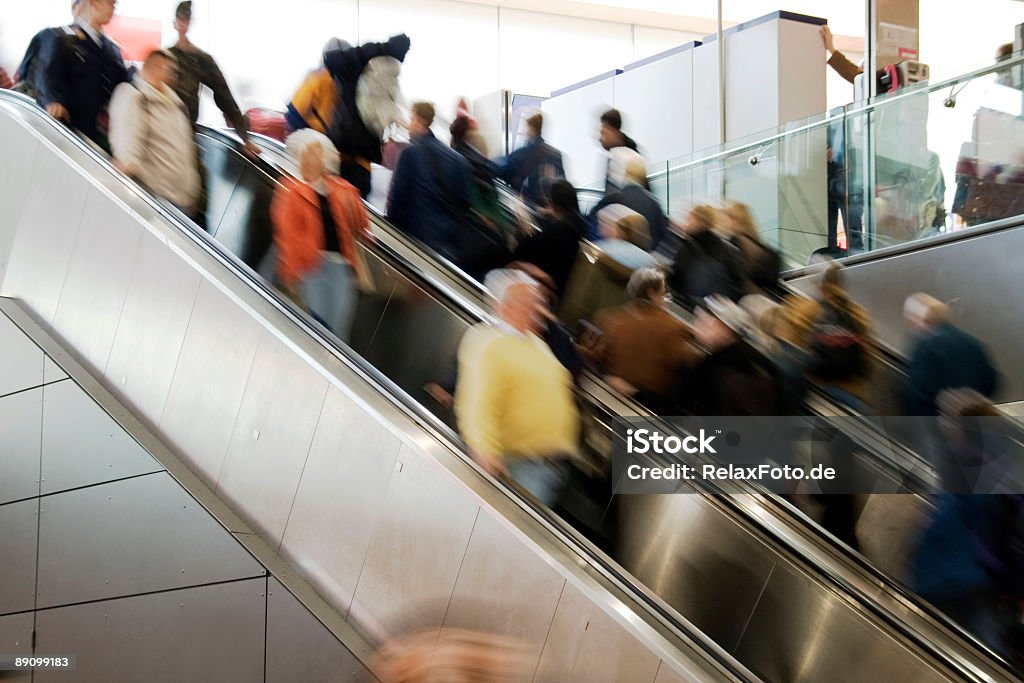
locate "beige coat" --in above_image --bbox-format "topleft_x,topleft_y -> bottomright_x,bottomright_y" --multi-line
109,76 -> 200,209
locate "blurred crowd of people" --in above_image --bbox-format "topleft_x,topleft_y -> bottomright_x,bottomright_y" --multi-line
3,0 -> 1022,672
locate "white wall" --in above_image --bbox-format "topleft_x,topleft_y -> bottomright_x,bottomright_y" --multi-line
0,0 -> 694,129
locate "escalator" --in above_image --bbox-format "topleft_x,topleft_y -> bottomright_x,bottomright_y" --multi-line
188,126 -> 1023,682
1,86 -> 1018,682
0,87 -> 757,683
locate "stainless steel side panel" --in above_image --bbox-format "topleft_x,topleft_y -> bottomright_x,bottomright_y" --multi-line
734,560 -> 946,683
617,494 -> 777,652
533,580 -> 663,683
33,578 -> 267,683
2,144 -> 91,324
0,497 -> 39,615
349,443 -> 480,639
40,379 -> 161,496
266,577 -> 375,683
215,328 -> 329,546
50,192 -> 143,377
35,472 -> 265,608
439,510 -> 568,674
0,613 -> 34,683
103,232 -> 203,426
0,114 -> 40,286
0,388 -> 42,505
279,384 -> 403,614
0,312 -> 44,396
159,277 -> 263,487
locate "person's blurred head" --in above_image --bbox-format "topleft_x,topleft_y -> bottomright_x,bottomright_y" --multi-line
627,268 -> 667,306
607,146 -> 644,189
997,42 -> 1014,62
596,204 -> 638,240
449,115 -> 471,149
903,292 -> 950,333
485,269 -> 545,334
623,157 -> 648,189
526,112 -> 543,140
599,108 -> 625,151
173,1 -> 191,37
141,49 -> 178,91
286,129 -> 341,184
409,101 -> 435,139
617,213 -> 650,249
721,201 -> 758,242
546,180 -> 579,218
80,0 -> 117,27
684,204 -> 718,235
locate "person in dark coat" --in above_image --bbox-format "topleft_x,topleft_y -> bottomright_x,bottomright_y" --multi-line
33,0 -> 129,152
498,112 -> 565,206
387,101 -> 472,263
667,205 -> 744,310
903,293 -> 999,416
323,33 -> 411,197
588,157 -> 667,250
510,179 -> 584,296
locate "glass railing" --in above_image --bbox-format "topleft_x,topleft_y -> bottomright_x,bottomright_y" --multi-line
649,52 -> 1024,269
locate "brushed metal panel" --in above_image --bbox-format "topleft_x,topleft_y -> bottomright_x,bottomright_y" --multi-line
215,330 -> 329,545
34,577 -> 266,683
266,577 -> 371,683
159,278 -> 262,486
654,662 -> 692,683
0,116 -> 40,282
103,232 -> 202,425
440,511 -> 565,676
0,388 -> 42,505
616,494 -> 776,651
279,384 -> 402,613
43,355 -> 68,383
734,560 -> 947,683
533,581 -> 661,683
360,277 -> 472,408
350,443 -> 479,639
2,145 -> 91,323
36,472 -> 264,609
0,498 -> 38,615
0,613 -> 33,683
40,380 -> 162,496
51,192 -> 144,376
0,312 -> 44,396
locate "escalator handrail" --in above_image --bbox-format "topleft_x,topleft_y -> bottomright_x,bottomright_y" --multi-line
210,122 -> 1020,682
0,90 -> 761,682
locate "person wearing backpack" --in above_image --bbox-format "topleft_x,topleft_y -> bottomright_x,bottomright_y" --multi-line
719,201 -> 783,297
667,205 -> 745,310
323,33 -> 411,198
772,262 -> 874,413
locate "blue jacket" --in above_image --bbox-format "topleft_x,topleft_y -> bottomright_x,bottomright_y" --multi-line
912,494 -> 997,601
498,135 -> 564,206
387,131 -> 472,261
904,323 -> 999,416
35,25 -> 129,149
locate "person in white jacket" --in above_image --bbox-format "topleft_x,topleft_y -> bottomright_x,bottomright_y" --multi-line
109,49 -> 200,216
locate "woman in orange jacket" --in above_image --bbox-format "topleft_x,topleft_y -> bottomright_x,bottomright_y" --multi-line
271,128 -> 371,342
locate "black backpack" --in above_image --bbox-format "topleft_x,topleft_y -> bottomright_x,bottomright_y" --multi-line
13,26 -> 83,102
807,303 -> 866,380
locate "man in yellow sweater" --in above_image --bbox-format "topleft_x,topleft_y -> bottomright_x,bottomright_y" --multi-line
455,269 -> 579,506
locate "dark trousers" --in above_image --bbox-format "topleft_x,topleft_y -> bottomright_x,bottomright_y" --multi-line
340,159 -> 372,198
